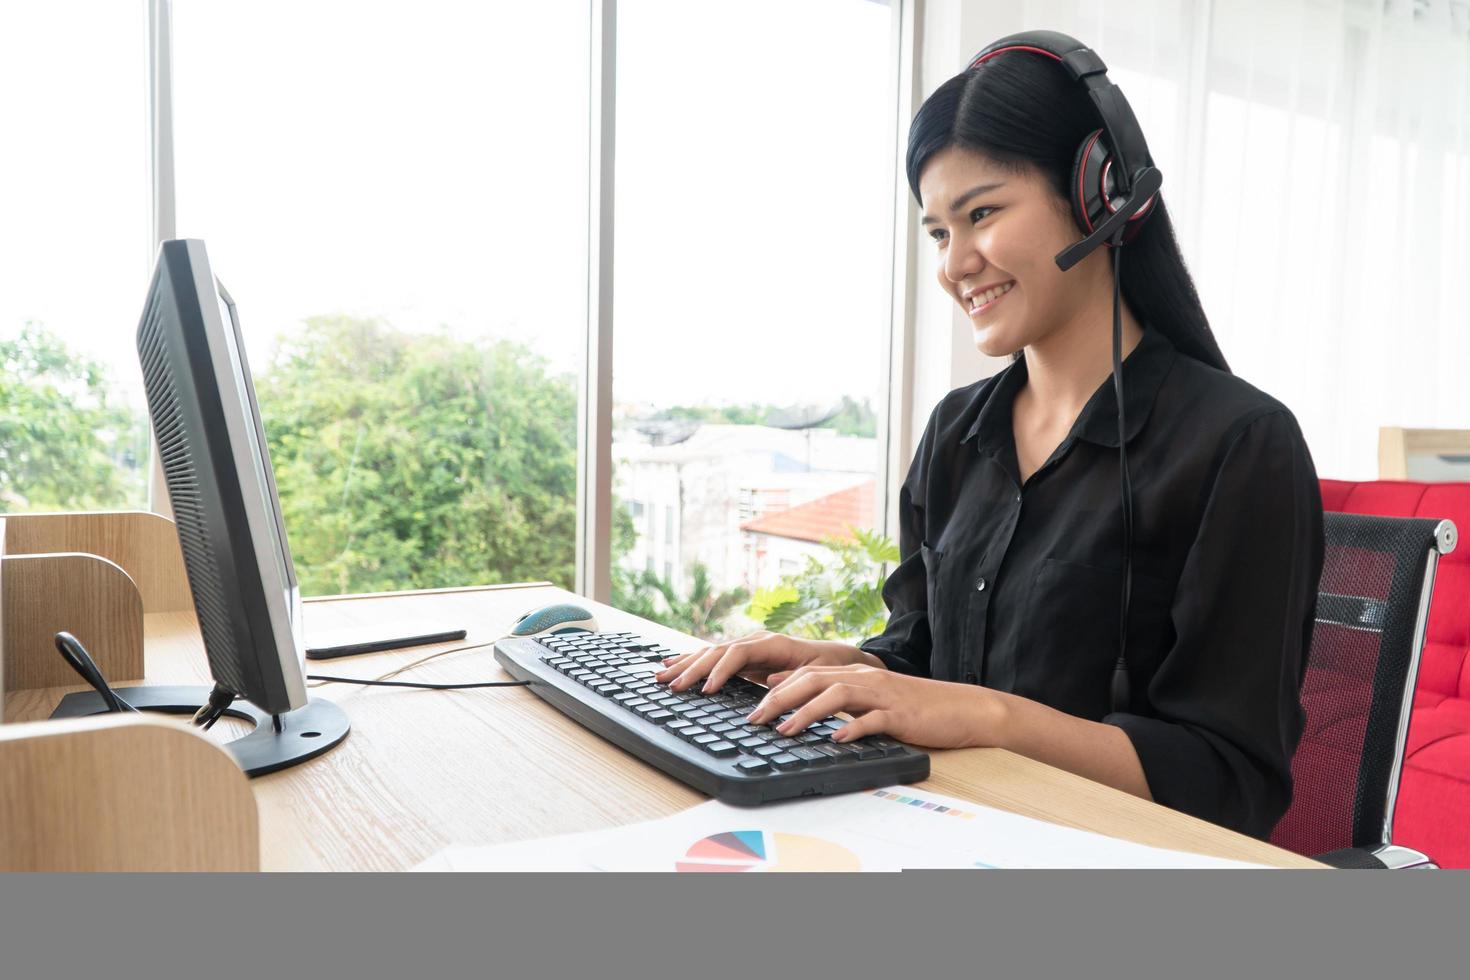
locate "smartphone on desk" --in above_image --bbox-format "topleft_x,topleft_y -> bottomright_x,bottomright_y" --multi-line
304,621 -> 468,660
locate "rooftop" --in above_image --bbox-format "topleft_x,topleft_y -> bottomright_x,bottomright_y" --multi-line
739,479 -> 876,545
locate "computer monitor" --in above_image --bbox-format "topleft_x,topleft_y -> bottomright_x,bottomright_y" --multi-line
51,238 -> 348,776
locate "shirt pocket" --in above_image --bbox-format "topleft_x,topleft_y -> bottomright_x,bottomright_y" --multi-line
1017,558 -> 1175,718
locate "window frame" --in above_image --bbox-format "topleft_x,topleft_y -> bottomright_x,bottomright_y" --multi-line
143,0 -> 918,601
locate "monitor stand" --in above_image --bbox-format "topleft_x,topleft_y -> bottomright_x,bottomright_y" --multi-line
50,686 -> 350,778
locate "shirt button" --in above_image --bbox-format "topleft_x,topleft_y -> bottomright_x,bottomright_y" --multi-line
975,577 -> 987,592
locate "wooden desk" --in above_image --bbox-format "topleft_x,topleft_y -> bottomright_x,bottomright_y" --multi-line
4,582 -> 1320,870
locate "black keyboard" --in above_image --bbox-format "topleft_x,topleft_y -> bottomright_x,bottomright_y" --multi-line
494,630 -> 929,805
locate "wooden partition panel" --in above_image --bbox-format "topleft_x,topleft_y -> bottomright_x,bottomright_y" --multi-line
0,714 -> 259,871
1,553 -> 145,690
2,511 -> 190,612
1379,427 -> 1470,481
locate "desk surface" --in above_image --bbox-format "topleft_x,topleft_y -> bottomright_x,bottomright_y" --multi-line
4,583 -> 1320,870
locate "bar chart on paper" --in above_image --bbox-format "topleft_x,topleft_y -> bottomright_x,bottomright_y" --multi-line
675,830 -> 862,872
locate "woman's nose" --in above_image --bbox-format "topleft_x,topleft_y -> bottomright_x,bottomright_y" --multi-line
944,238 -> 983,284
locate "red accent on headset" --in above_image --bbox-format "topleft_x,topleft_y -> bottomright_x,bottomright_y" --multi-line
970,45 -> 1064,68
1076,130 -> 1102,233
1101,158 -> 1157,222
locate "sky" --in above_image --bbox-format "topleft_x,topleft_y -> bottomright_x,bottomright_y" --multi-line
2,0 -> 895,419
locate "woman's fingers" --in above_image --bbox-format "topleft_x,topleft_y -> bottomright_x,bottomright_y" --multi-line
758,663 -> 851,707
773,682 -> 882,736
749,668 -> 881,727
658,644 -> 730,690
832,709 -> 892,742
702,638 -> 782,693
656,651 -> 696,674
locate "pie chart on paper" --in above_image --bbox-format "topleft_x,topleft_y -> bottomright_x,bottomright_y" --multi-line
674,830 -> 862,872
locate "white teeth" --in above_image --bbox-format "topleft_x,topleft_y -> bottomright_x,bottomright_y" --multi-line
969,282 -> 1013,310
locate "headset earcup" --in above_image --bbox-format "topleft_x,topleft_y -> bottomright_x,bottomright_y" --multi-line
1070,129 -> 1110,237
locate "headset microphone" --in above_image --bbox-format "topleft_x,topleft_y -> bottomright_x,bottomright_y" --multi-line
1055,166 -> 1161,272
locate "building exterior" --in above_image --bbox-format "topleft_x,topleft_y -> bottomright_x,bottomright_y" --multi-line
739,480 -> 877,593
613,423 -> 876,596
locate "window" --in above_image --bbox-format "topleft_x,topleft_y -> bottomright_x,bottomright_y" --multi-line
0,1 -> 151,513
610,0 -> 897,632
170,0 -> 590,595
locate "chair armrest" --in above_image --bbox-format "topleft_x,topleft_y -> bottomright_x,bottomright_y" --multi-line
1315,844 -> 1436,869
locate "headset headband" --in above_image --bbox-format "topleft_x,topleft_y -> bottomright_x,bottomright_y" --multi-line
969,30 -> 1153,196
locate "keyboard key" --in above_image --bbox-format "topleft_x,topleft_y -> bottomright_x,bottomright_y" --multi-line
796,732 -> 826,744
703,741 -> 738,757
769,752 -> 804,770
754,745 -> 784,758
772,737 -> 800,750
812,743 -> 847,761
681,726 -> 709,739
736,758 -> 771,775
870,737 -> 906,757
738,737 -> 766,750
708,723 -> 736,735
791,746 -> 828,765
853,743 -> 885,761
692,733 -> 721,746
645,709 -> 675,723
612,692 -> 639,703
633,703 -> 662,717
624,700 -> 653,712
667,721 -> 696,734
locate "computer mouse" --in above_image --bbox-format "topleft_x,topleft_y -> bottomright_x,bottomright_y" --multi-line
510,602 -> 599,638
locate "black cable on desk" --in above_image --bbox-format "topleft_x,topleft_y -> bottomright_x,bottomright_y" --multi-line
306,674 -> 532,690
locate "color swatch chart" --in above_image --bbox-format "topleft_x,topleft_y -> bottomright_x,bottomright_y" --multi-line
870,788 -> 979,818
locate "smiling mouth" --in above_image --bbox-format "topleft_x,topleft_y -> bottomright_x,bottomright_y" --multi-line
967,281 -> 1015,316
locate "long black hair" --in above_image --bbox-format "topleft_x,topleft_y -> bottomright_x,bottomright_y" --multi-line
906,50 -> 1230,373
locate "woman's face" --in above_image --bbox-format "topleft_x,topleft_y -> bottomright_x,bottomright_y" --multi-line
919,145 -> 1103,358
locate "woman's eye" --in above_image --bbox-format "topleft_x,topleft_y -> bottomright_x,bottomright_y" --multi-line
971,206 -> 996,223
929,228 -> 948,244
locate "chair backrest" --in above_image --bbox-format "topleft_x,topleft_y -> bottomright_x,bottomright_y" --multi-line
1271,512 -> 1456,856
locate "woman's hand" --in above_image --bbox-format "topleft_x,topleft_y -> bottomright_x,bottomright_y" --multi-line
746,663 -> 1008,750
654,631 -> 878,694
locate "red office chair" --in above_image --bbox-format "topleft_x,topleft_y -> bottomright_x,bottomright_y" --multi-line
1318,480 -> 1470,868
1270,511 -> 1456,867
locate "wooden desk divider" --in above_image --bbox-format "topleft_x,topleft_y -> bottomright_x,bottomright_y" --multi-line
1,553 -> 145,691
2,510 -> 191,613
1,510 -> 261,871
0,714 -> 258,871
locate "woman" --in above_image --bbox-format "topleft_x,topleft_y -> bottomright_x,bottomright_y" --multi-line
656,39 -> 1323,839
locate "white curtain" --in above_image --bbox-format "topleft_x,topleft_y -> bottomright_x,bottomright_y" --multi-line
1000,0 -> 1470,480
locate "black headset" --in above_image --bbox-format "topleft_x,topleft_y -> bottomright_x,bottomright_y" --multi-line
967,31 -> 1160,714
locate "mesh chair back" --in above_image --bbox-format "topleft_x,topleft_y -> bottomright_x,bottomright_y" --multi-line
1271,513 -> 1452,856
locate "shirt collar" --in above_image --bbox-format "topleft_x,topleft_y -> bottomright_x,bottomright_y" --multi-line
961,326 -> 1177,452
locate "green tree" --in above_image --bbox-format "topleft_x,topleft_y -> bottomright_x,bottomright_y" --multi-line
746,527 -> 898,641
256,315 -> 622,596
611,562 -> 749,640
0,323 -> 147,512
823,395 -> 878,438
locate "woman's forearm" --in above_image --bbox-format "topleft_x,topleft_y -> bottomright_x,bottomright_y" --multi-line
983,689 -> 1154,801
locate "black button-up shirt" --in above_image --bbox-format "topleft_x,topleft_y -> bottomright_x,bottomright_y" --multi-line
860,326 -> 1324,839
